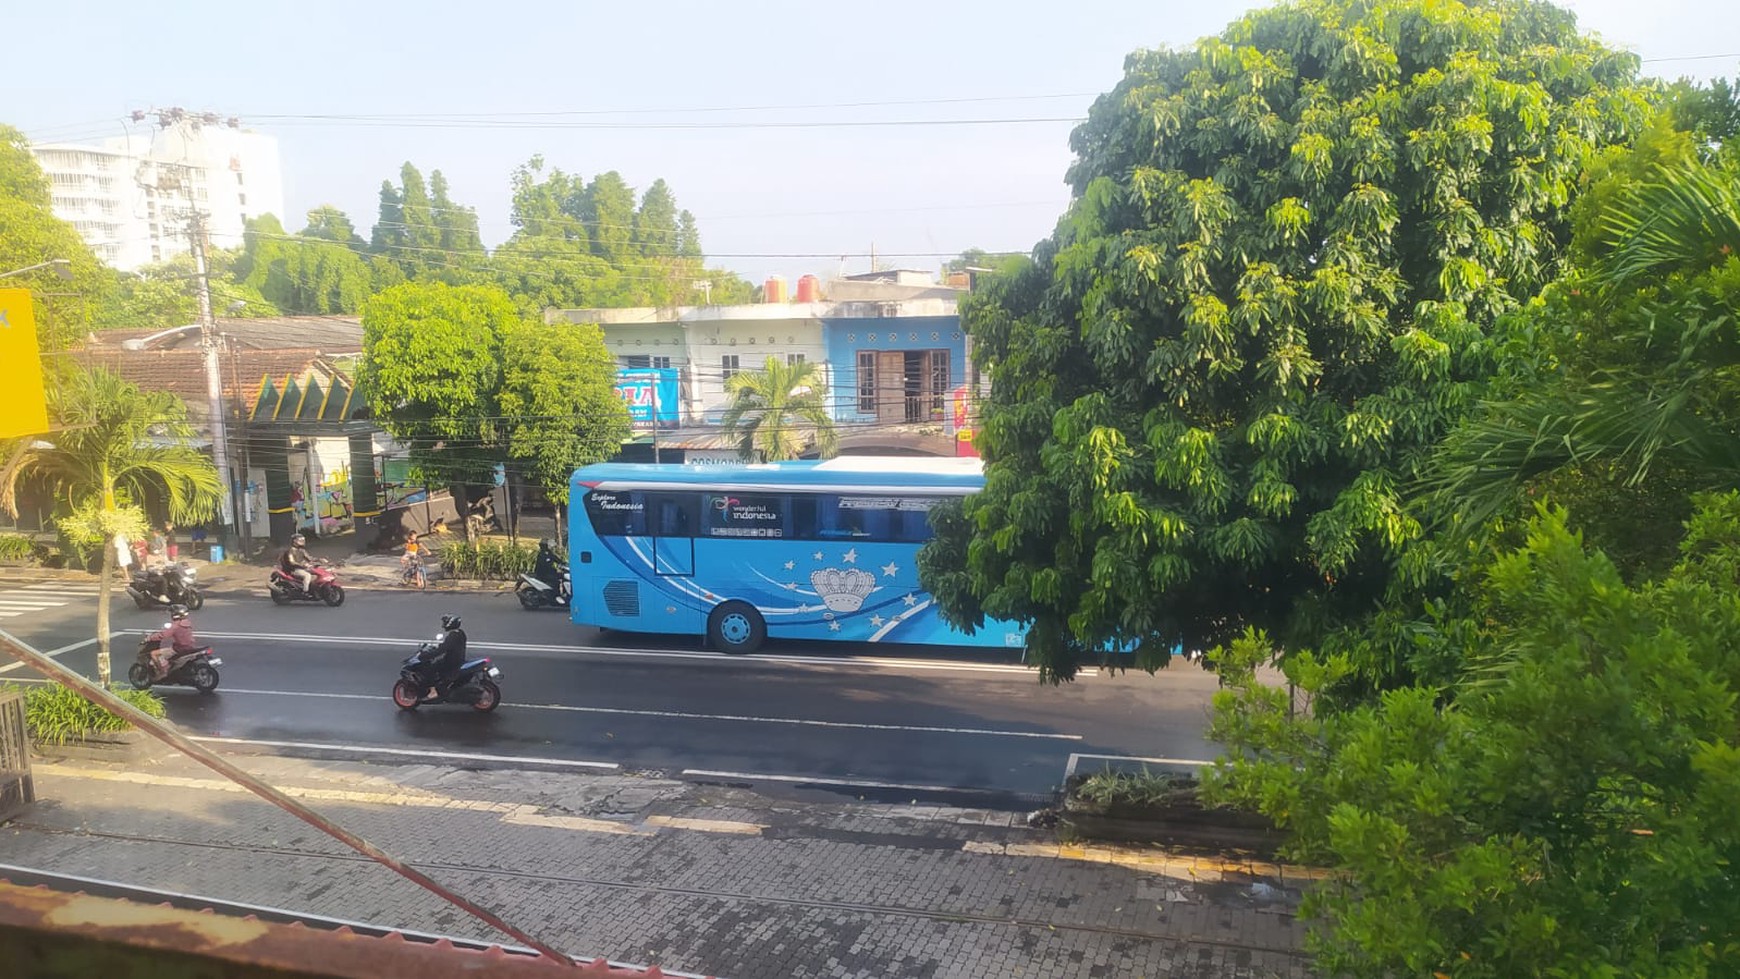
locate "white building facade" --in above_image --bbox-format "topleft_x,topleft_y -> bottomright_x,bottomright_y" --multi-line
32,125 -> 285,272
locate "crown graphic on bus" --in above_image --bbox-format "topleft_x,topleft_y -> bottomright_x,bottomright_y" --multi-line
810,568 -> 876,612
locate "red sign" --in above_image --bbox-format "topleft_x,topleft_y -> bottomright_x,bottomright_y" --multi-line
951,384 -> 969,431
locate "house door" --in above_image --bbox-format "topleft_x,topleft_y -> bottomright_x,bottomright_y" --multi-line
876,351 -> 906,423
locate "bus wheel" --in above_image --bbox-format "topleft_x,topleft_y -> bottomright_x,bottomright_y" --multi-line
708,601 -> 765,655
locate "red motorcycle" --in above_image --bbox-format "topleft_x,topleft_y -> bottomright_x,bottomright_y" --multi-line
267,562 -> 345,607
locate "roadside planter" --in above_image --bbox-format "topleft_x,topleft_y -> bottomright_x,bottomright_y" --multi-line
1055,770 -> 1286,856
14,684 -> 167,762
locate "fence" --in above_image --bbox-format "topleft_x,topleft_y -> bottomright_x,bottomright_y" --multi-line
0,691 -> 32,822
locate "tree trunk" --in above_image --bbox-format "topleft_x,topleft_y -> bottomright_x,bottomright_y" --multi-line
96,538 -> 113,688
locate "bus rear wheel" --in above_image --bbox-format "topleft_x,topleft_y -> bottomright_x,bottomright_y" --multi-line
708,601 -> 765,655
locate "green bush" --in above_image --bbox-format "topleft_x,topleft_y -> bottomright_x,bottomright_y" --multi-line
0,533 -> 37,562
10,683 -> 165,746
1070,768 -> 1202,813
439,539 -> 536,580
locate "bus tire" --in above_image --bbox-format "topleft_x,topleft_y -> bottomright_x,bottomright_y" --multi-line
708,601 -> 765,655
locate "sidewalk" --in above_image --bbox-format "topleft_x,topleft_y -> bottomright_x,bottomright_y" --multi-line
0,750 -> 1314,978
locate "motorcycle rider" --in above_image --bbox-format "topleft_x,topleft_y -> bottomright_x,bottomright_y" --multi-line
279,533 -> 315,594
415,613 -> 467,699
145,604 -> 199,680
532,538 -> 565,595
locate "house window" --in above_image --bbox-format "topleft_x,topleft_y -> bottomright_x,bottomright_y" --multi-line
236,171 -> 245,185
623,355 -> 650,369
787,353 -> 805,366
238,192 -> 247,205
857,351 -> 876,413
721,354 -> 740,381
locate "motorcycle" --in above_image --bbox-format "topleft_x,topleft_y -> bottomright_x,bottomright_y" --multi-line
126,562 -> 203,611
514,568 -> 570,610
267,562 -> 345,606
128,635 -> 222,693
391,644 -> 503,711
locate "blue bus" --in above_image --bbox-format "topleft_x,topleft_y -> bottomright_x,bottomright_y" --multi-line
567,457 -> 1029,654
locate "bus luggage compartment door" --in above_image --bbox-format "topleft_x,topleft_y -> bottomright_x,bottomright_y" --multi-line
649,494 -> 696,576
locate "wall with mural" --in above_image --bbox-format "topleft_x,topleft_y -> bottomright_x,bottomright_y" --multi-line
287,438 -> 356,536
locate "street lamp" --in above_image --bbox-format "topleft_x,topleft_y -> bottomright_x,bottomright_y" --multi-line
0,258 -> 73,281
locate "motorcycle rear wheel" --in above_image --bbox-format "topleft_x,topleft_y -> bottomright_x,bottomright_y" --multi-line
517,587 -> 543,610
269,588 -> 290,605
473,679 -> 502,712
189,663 -> 219,694
322,584 -> 345,607
392,679 -> 422,710
126,663 -> 152,690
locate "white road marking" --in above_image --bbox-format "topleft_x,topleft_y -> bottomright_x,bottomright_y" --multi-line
199,686 -> 1082,740
681,769 -> 977,793
188,735 -> 620,771
0,632 -> 118,676
140,629 -> 1081,676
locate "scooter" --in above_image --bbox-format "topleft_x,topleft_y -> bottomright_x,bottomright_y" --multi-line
391,645 -> 503,712
128,635 -> 222,693
127,562 -> 203,611
514,569 -> 570,610
267,563 -> 345,606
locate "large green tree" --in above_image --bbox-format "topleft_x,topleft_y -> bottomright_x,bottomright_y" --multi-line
497,322 -> 630,507
235,215 -> 374,315
1,367 -> 222,686
920,0 -> 1648,680
0,125 -> 116,348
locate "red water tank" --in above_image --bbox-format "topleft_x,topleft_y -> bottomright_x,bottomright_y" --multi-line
795,274 -> 821,303
763,276 -> 788,303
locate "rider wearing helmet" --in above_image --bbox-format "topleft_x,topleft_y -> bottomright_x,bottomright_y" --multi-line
532,537 -> 562,588
279,533 -> 314,594
415,613 -> 468,698
145,604 -> 198,680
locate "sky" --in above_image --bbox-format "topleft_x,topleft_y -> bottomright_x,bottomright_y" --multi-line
5,0 -> 1738,286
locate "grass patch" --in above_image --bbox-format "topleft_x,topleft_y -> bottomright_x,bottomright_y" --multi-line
0,533 -> 39,563
8,682 -> 165,746
1067,768 -> 1203,814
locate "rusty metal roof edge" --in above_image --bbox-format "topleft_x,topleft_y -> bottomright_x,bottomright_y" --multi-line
0,863 -> 718,979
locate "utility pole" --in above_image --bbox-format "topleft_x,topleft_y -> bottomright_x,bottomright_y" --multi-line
190,209 -> 238,546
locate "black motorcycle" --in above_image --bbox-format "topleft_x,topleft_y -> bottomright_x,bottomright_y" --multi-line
514,568 -> 570,610
391,645 -> 503,712
127,563 -> 203,611
128,636 -> 222,693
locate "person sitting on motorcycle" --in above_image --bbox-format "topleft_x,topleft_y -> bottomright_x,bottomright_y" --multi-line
279,533 -> 315,593
145,604 -> 198,680
415,613 -> 467,698
532,538 -> 563,586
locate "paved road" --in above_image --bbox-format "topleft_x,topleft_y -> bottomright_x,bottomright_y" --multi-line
0,576 -> 1220,806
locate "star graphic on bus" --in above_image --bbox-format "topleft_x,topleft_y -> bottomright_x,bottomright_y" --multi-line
869,614 -> 885,627
783,582 -> 798,590
812,551 -> 823,561
880,561 -> 898,578
828,621 -> 841,632
902,592 -> 917,607
842,548 -> 858,564
784,560 -> 795,570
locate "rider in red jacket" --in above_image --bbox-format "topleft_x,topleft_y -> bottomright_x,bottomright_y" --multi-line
145,604 -> 198,679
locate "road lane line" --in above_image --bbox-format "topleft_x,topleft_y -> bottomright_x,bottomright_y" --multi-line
124,628 -> 1081,676
682,769 -> 978,793
199,687 -> 1082,740
187,735 -> 621,771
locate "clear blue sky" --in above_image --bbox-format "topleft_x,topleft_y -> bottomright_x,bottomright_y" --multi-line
6,0 -> 1737,284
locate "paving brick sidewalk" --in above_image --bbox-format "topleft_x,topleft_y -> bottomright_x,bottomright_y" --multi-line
0,751 -> 1313,978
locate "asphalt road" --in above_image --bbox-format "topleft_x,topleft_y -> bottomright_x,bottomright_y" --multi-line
0,575 -> 1221,807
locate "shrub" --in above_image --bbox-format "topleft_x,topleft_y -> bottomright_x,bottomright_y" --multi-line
0,533 -> 37,562
11,683 -> 165,745
439,539 -> 536,580
1069,768 -> 1202,813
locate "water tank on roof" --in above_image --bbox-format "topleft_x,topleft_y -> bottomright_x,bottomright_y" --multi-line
764,276 -> 788,303
795,274 -> 821,303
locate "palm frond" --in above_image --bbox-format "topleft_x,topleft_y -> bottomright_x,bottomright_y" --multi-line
1596,164 -> 1740,287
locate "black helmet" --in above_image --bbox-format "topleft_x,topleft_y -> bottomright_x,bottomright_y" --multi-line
440,613 -> 462,631
168,604 -> 190,621
539,538 -> 555,551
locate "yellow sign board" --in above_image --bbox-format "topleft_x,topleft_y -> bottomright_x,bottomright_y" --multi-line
0,289 -> 50,439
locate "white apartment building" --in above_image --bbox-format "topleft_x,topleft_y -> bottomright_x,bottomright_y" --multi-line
32,125 -> 285,272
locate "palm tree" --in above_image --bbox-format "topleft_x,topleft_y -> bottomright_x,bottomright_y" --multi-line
1424,162 -> 1740,530
1,367 -> 222,686
719,357 -> 838,461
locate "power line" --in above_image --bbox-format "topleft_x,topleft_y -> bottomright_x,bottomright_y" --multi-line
250,117 -> 1084,132
244,91 -> 1097,121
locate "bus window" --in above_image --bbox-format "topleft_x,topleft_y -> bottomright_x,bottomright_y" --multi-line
583,490 -> 646,536
647,493 -> 699,538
